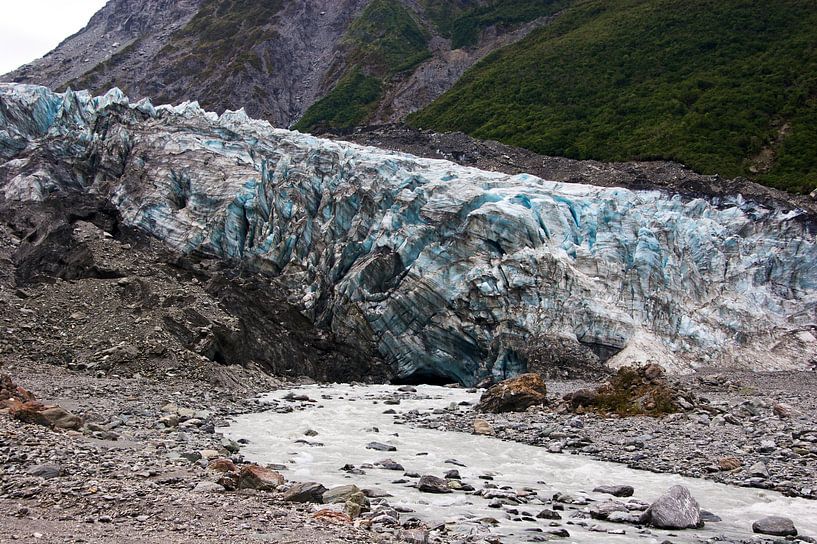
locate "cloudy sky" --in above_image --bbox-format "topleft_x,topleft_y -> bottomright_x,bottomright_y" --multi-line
0,0 -> 108,75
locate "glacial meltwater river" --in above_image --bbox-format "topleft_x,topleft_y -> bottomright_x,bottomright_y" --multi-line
221,385 -> 817,543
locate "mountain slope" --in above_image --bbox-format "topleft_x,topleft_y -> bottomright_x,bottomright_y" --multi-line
2,0 -> 554,129
410,0 -> 817,193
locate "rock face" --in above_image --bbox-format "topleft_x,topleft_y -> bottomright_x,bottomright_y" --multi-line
2,85 -> 817,384
752,516 -> 798,536
0,1 -> 552,128
477,373 -> 548,413
640,485 -> 702,529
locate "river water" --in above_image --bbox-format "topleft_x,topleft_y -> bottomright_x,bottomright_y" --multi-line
222,385 -> 817,543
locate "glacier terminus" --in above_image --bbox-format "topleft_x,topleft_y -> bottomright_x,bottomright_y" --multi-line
1,84 -> 815,385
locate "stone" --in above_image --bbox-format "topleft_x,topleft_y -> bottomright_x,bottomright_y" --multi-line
207,458 -> 237,473
477,373 -> 547,413
569,388 -> 598,409
749,461 -> 769,478
39,405 -> 84,430
593,485 -> 634,497
344,491 -> 369,518
374,459 -> 404,471
607,511 -> 640,523
640,485 -> 702,529
199,449 -> 220,460
221,438 -> 240,453
473,418 -> 495,435
237,465 -> 284,491
283,482 -> 327,503
323,484 -> 361,504
717,457 -> 742,471
9,401 -> 83,430
566,364 -> 684,415
399,528 -> 428,544
366,441 -> 396,452
758,439 -> 776,452
192,481 -> 224,493
773,403 -> 795,418
417,475 -> 452,493
752,516 -> 797,536
27,464 -> 61,479
590,500 -> 629,520
536,509 -> 562,520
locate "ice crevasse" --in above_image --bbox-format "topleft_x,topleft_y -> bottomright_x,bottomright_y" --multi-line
1,84 -> 816,385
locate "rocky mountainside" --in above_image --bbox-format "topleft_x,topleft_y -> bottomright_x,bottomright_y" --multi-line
1,0 -> 558,130
2,84 -> 816,385
3,1 -> 815,195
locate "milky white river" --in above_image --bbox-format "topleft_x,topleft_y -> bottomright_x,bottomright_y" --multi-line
221,385 -> 817,543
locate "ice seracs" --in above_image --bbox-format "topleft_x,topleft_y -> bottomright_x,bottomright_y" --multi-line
1,84 -> 816,384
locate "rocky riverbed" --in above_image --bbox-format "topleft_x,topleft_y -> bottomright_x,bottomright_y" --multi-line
0,360 -> 409,543
405,372 -> 817,501
3,360 -> 817,543
224,383 -> 817,544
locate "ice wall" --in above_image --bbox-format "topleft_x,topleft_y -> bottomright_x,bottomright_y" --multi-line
2,84 -> 816,384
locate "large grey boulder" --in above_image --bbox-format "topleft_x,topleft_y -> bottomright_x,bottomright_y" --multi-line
417,475 -> 451,494
323,484 -> 361,504
639,485 -> 702,529
752,516 -> 797,536
283,482 -> 327,503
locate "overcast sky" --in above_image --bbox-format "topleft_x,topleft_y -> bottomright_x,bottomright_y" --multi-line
0,0 -> 108,75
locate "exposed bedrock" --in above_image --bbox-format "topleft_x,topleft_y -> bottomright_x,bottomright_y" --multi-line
1,84 -> 816,385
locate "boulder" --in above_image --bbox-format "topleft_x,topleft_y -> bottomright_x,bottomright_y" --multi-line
192,481 -> 225,493
717,457 -> 742,471
640,485 -> 702,529
772,403 -> 795,418
237,464 -> 284,491
344,491 -> 370,518
323,484 -> 361,504
417,475 -> 452,493
207,458 -> 237,473
752,516 -> 797,536
473,418 -> 495,435
366,441 -> 396,452
590,500 -> 629,520
8,400 -> 83,430
593,485 -> 634,497
283,482 -> 327,503
477,373 -> 547,413
27,463 -> 62,479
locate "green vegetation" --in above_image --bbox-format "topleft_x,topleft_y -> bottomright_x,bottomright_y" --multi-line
294,70 -> 383,132
452,0 -> 568,49
295,0 -> 429,132
347,0 -> 432,74
420,0 -> 567,49
411,0 -> 817,193
582,366 -> 678,417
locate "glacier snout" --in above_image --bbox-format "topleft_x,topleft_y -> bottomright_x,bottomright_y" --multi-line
1,84 -> 816,384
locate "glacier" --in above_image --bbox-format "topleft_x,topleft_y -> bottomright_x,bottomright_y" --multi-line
1,83 -> 816,385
